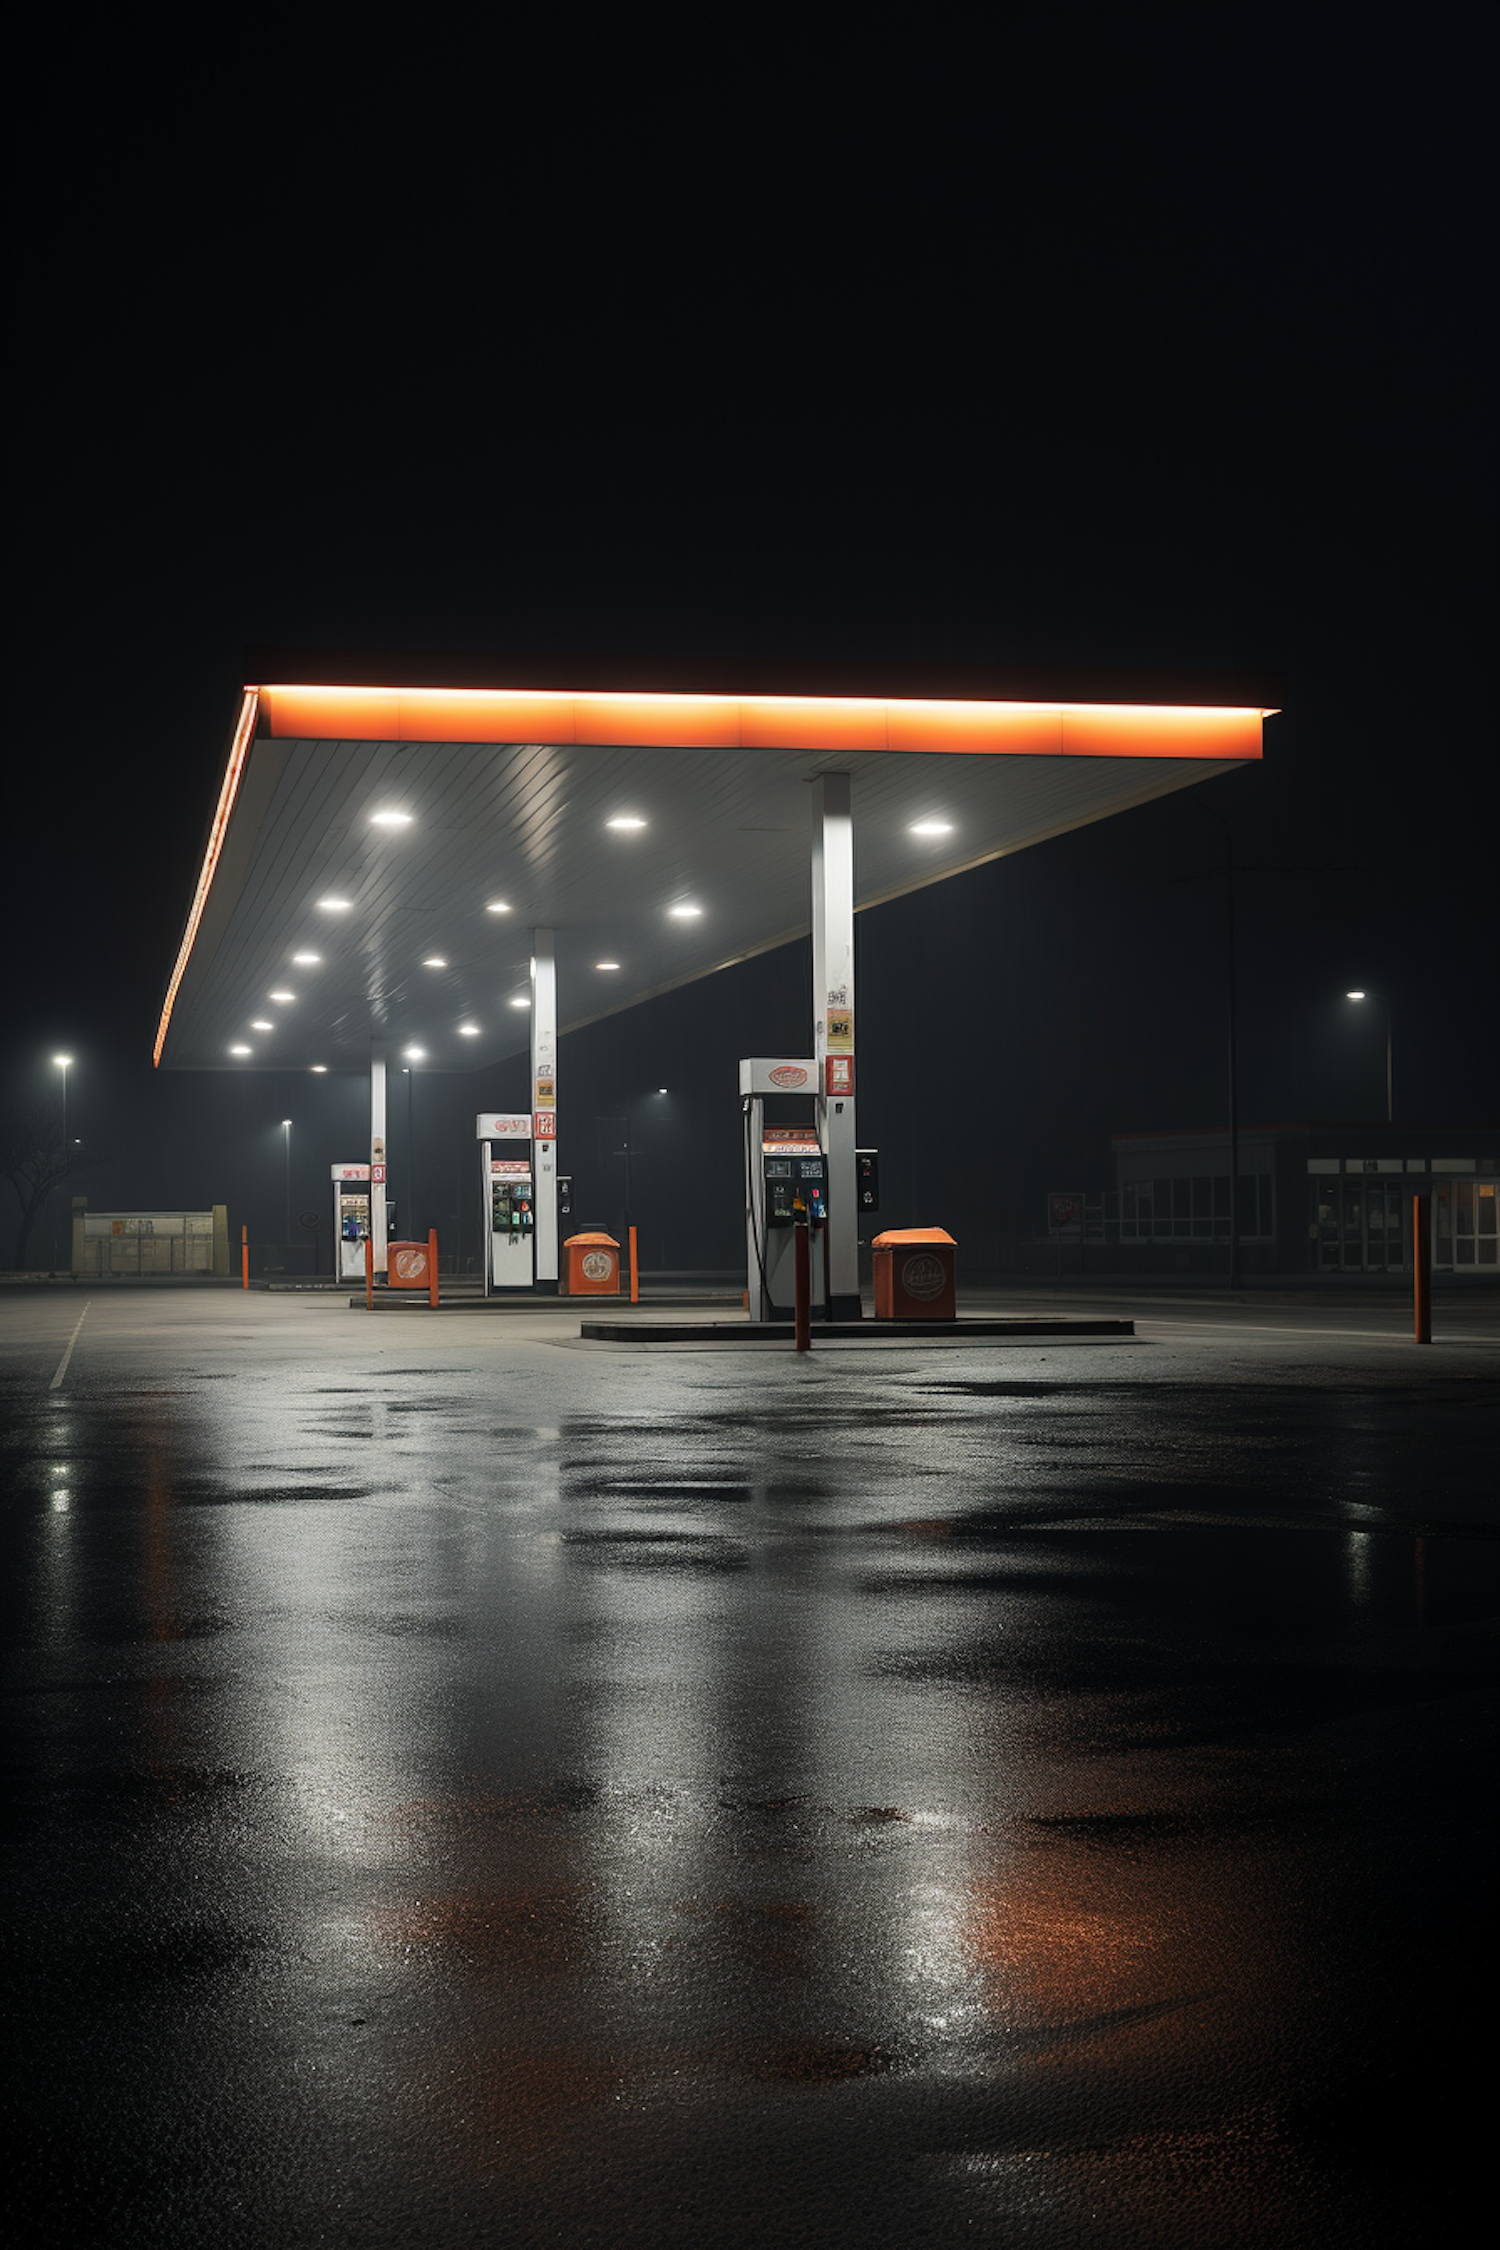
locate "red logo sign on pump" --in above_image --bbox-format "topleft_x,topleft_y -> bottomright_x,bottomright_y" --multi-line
769,1064 -> 809,1088
901,1253 -> 947,1300
533,1111 -> 557,1141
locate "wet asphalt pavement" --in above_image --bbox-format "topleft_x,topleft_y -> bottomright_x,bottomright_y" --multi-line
3,1287 -> 1497,2248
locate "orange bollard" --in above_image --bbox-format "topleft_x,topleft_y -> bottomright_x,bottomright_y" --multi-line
428,1228 -> 439,1308
1413,1194 -> 1431,1343
365,1234 -> 374,1311
629,1226 -> 639,1304
793,1209 -> 811,1353
241,1224 -> 249,1291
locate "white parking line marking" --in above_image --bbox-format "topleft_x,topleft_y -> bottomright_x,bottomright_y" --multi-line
1142,1319 -> 1432,1342
49,1303 -> 91,1389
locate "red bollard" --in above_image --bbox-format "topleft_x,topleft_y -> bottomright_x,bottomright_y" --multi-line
1413,1194 -> 1431,1344
793,1210 -> 811,1353
365,1234 -> 374,1312
629,1225 -> 639,1304
241,1224 -> 249,1291
428,1227 -> 439,1309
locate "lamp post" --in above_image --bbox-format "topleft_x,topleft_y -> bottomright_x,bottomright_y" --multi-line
601,1089 -> 669,1250
1345,992 -> 1392,1122
53,1056 -> 74,1271
1183,811 -> 1242,1288
53,1054 -> 72,1151
281,1119 -> 293,1245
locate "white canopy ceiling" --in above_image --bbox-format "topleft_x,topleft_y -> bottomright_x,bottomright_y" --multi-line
157,668 -> 1269,1072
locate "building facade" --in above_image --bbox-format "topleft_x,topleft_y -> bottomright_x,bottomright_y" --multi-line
1105,1124 -> 1496,1276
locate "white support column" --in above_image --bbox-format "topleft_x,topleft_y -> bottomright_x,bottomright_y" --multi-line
812,772 -> 861,1318
531,929 -> 560,1292
370,1043 -> 388,1277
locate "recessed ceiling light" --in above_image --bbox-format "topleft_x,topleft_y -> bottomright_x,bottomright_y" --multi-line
250,1020 -> 274,1031
422,956 -> 448,969
669,904 -> 702,918
910,819 -> 954,836
268,991 -> 295,1003
310,1064 -> 328,1073
229,1045 -> 252,1057
404,1045 -> 426,1060
318,898 -> 351,912
607,816 -> 647,831
371,810 -> 412,827
292,951 -> 322,965
595,961 -> 621,971
457,1024 -> 480,1036
1346,990 -> 1366,1000
486,901 -> 512,914
509,996 -> 531,1008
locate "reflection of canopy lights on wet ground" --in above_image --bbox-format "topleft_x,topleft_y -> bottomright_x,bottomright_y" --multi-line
154,657 -> 1274,1071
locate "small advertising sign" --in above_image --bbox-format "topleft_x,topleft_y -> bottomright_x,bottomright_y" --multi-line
739,1058 -> 816,1095
825,1055 -> 854,1097
476,1113 -> 532,1141
763,1126 -> 822,1156
534,1076 -> 556,1111
372,1164 -> 387,1185
1047,1191 -> 1085,1235
533,1111 -> 557,1141
825,1007 -> 854,1055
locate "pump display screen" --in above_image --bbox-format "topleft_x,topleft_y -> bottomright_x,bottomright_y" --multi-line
797,1159 -> 825,1180
765,1159 -> 792,1178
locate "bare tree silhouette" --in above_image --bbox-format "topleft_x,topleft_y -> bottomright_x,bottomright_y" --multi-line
0,1096 -> 88,1270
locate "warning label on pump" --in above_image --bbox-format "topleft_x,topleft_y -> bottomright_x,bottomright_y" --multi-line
533,1112 -> 557,1141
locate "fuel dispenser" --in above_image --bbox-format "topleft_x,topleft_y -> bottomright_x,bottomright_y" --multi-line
477,1112 -> 535,1291
332,1165 -> 397,1281
739,1059 -> 828,1319
332,1164 -> 371,1283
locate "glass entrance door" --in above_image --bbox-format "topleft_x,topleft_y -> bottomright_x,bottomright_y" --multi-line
1317,1178 -> 1410,1271
1364,1182 -> 1404,1271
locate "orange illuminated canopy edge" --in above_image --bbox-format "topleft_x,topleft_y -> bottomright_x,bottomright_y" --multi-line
258,682 -> 1272,759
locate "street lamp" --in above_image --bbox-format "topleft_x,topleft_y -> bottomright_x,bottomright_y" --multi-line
1345,992 -> 1392,1122
53,1055 -> 72,1150
281,1120 -> 293,1244
53,1056 -> 75,1272
602,1089 -> 670,1235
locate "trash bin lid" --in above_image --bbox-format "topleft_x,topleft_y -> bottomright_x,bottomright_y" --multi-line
564,1231 -> 619,1248
872,1228 -> 956,1248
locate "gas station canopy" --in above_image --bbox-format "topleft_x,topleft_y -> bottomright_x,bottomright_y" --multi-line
155,653 -> 1276,1073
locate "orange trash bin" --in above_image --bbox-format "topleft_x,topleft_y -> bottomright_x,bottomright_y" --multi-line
872,1228 -> 957,1319
560,1231 -> 621,1295
387,1240 -> 432,1290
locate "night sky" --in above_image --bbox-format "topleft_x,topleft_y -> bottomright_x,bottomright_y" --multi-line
5,48 -> 1492,1269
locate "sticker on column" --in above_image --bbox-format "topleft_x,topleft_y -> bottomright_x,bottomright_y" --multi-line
534,1075 -> 556,1110
826,1008 -> 853,1054
534,1112 -> 557,1141
826,1055 -> 854,1096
